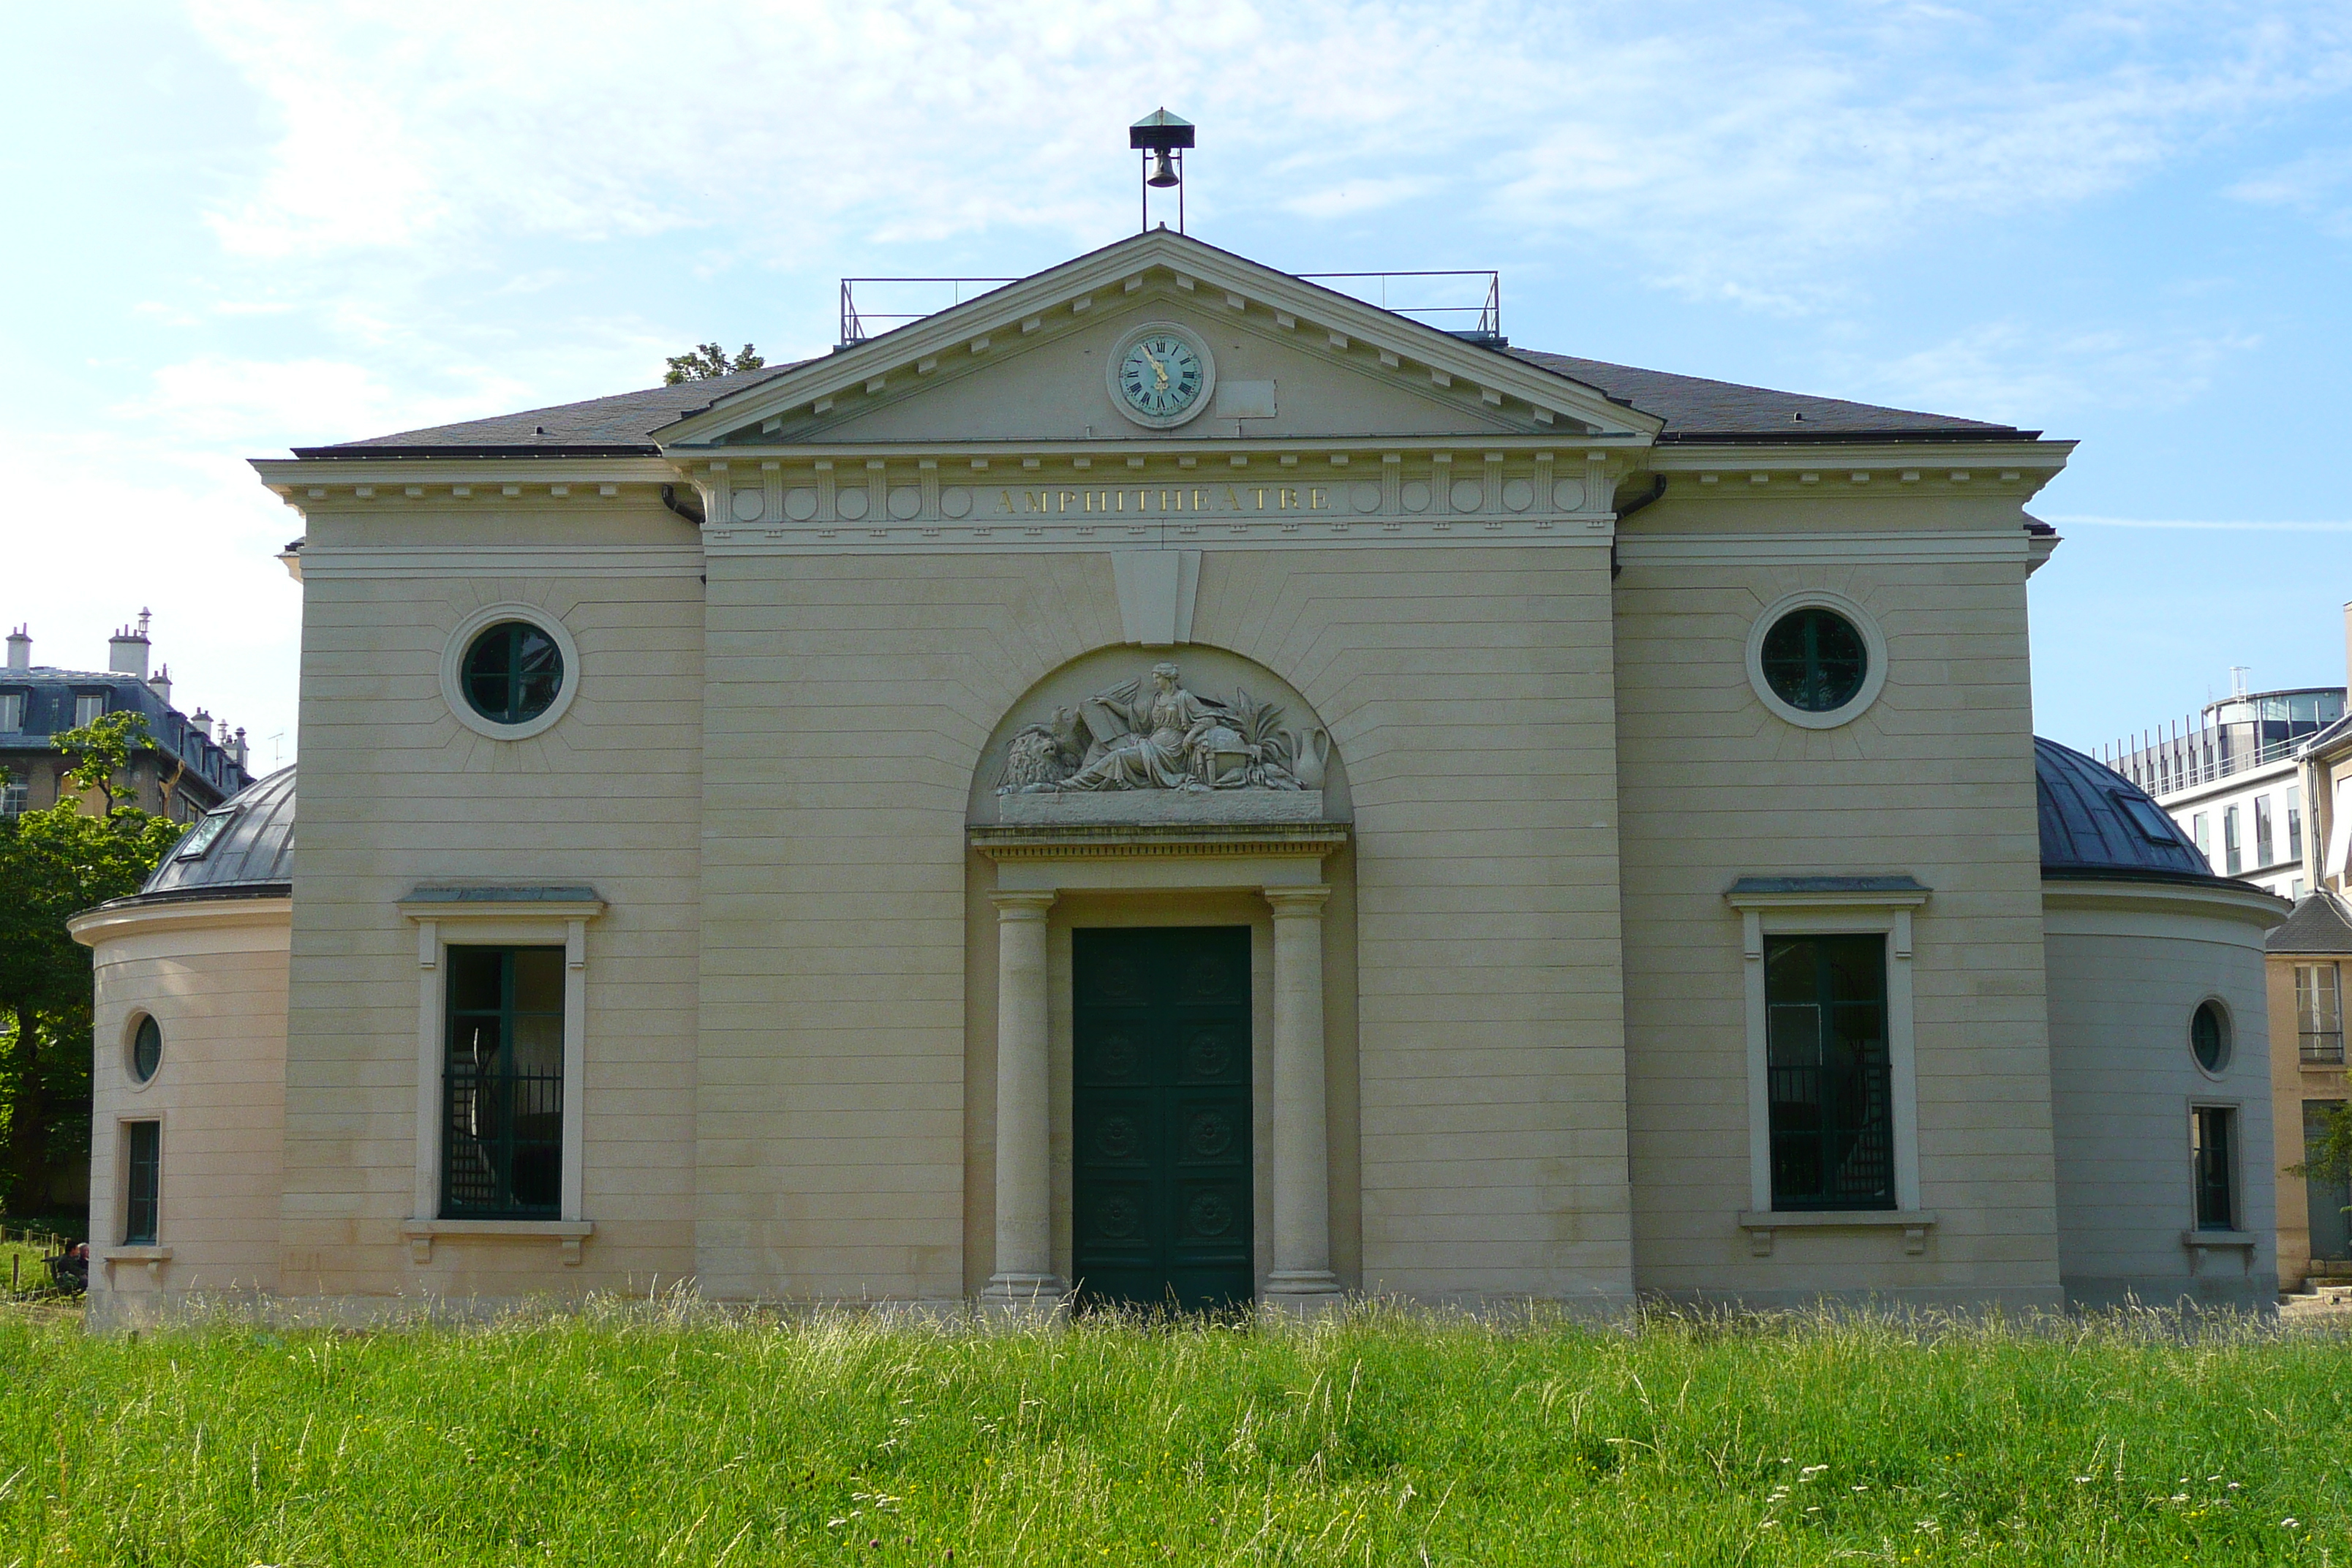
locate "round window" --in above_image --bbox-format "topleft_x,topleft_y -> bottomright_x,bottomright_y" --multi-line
1759,606 -> 1869,713
461,621 -> 565,726
130,1015 -> 162,1083
2190,1000 -> 2231,1074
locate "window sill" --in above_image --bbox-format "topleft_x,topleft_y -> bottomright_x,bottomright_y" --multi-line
402,1218 -> 593,1266
1738,1210 -> 1938,1258
2181,1229 -> 2258,1278
100,1245 -> 173,1284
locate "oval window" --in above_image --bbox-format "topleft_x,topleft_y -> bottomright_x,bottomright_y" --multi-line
2190,1000 -> 2231,1074
131,1015 -> 162,1083
1759,607 -> 1869,713
461,621 -> 565,726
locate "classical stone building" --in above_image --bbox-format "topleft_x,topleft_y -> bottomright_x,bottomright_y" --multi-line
71,230 -> 2288,1320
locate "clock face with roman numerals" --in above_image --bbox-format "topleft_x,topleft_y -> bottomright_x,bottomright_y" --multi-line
1108,324 -> 1215,428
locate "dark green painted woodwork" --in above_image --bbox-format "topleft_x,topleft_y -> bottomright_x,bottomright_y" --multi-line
1072,926 -> 1254,1311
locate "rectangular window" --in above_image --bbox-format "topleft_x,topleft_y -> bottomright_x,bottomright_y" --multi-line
2290,785 -> 2305,862
0,777 -> 23,817
2191,1107 -> 2236,1231
124,1120 -> 161,1245
2294,878 -> 2308,900
73,693 -> 105,728
1765,934 -> 1895,1211
2256,794 -> 2275,867
442,946 -> 565,1218
0,691 -> 22,731
2300,962 -> 2345,1063
2223,806 -> 2242,875
2192,812 -> 2209,864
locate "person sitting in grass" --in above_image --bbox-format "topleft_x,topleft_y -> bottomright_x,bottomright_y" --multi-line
52,1243 -> 88,1293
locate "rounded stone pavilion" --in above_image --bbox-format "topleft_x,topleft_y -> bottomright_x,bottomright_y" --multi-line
2038,739 -> 2285,1309
69,766 -> 293,1325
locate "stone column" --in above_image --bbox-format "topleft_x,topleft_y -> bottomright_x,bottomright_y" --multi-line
982,891 -> 1064,1312
1264,885 -> 1340,1307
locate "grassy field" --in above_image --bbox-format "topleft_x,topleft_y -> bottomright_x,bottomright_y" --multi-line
0,1234 -> 64,1301
2,1300 -> 2348,1566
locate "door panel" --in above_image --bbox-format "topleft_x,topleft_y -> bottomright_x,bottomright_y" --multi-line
2307,1100 -> 2352,1261
1074,926 -> 1253,1310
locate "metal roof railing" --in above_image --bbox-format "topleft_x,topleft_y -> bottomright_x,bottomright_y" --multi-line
839,277 -> 1019,347
2103,690 -> 2345,799
1294,270 -> 1501,342
835,268 -> 1504,348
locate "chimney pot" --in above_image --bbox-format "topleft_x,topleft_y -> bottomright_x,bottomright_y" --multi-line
146,663 -> 173,708
4,625 -> 27,672
108,614 -> 152,680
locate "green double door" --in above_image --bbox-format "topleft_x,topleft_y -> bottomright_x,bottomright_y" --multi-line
1072,927 -> 1254,1311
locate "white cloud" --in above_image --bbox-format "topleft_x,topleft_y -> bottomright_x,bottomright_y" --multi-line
2227,146 -> 2352,238
1830,320 -> 2262,426
179,0 -> 2352,304
115,355 -> 534,447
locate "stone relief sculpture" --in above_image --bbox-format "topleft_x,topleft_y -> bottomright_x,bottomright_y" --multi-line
999,662 -> 1323,796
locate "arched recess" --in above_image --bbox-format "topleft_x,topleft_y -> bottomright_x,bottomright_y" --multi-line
959,642 -> 1360,1310
964,644 -> 1352,826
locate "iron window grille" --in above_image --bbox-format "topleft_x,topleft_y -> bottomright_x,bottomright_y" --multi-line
2299,963 -> 2345,1064
1764,933 -> 1895,1210
2191,1107 -> 2236,1231
442,946 -> 565,1218
124,1120 -> 161,1245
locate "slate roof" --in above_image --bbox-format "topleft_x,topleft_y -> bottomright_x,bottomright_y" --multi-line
290,280 -> 2034,455
2266,891 -> 2352,954
295,364 -> 814,457
2035,736 -> 2222,885
1502,350 -> 2028,442
1,664 -> 252,805
128,765 -> 294,904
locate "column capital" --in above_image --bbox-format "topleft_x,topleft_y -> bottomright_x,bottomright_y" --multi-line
1262,885 -> 1332,916
990,890 -> 1058,919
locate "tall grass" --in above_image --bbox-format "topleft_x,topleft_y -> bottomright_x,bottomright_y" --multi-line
1,1297 -> 2346,1564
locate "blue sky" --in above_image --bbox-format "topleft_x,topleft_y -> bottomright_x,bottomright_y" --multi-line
3,1 -> 2348,767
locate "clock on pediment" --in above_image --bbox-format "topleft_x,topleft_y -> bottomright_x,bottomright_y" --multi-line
1107,321 -> 1216,429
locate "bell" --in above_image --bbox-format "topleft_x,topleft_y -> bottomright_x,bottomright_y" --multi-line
1146,148 -> 1180,188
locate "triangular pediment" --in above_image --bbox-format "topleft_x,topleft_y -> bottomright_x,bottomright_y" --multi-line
653,232 -> 1661,451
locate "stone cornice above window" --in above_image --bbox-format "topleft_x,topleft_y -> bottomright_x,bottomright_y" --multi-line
396,885 -> 606,923
1725,875 -> 1931,909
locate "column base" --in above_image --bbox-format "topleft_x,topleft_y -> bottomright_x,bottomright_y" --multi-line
1262,1270 -> 1344,1317
979,1273 -> 1068,1322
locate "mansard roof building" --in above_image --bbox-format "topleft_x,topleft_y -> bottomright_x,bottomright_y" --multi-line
72,230 -> 2285,1321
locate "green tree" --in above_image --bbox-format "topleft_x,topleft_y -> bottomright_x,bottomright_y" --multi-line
2291,1103 -> 2352,1188
663,342 -> 764,385
0,712 -> 186,1215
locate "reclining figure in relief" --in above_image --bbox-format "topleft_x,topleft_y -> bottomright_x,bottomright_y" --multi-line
999,661 -> 1305,794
